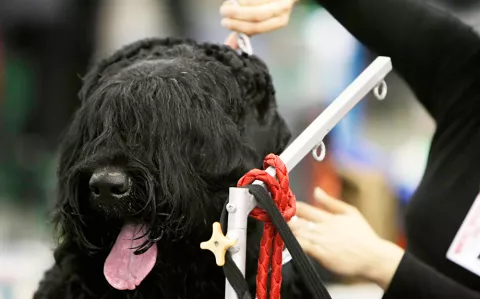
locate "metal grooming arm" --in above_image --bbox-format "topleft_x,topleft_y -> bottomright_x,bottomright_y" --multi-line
224,56 -> 393,299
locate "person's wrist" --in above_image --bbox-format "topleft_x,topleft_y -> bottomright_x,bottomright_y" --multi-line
361,238 -> 404,289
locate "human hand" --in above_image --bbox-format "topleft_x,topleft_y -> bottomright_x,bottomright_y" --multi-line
289,188 -> 404,289
220,0 -> 297,37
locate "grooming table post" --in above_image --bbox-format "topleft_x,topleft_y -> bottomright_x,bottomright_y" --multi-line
224,56 -> 393,299
223,188 -> 257,299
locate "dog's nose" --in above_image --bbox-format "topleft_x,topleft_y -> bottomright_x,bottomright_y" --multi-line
89,168 -> 131,198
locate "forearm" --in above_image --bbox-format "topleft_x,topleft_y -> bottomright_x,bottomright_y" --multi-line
362,239 -> 404,290
381,252 -> 480,299
314,0 -> 480,118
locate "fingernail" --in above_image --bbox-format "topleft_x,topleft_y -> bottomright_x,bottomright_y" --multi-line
313,187 -> 327,202
291,215 -> 298,222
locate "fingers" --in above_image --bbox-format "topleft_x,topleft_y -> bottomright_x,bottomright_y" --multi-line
313,187 -> 355,214
224,32 -> 239,50
296,236 -> 324,261
295,201 -> 333,223
237,0 -> 276,6
296,236 -> 316,255
289,217 -> 326,262
292,225 -> 322,241
288,215 -> 309,231
220,0 -> 291,23
220,0 -> 293,36
222,15 -> 289,36
289,216 -> 323,238
234,0 -> 299,6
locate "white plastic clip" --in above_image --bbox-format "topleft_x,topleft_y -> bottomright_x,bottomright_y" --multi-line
236,33 -> 253,55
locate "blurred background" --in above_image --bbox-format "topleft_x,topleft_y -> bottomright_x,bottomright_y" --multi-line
0,0 -> 479,298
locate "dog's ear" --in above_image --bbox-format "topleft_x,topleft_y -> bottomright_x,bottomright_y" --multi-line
244,106 -> 291,157
198,43 -> 292,155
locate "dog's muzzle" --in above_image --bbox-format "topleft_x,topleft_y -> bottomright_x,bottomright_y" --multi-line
89,166 -> 131,202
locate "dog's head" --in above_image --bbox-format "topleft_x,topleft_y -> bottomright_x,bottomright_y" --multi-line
54,37 -> 290,290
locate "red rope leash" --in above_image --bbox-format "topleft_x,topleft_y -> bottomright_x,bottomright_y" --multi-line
237,154 -> 296,299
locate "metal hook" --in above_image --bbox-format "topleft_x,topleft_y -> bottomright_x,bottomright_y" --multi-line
311,141 -> 326,162
236,33 -> 253,55
229,0 -> 253,55
373,80 -> 387,100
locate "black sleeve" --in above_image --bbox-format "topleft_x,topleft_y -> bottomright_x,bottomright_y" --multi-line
314,0 -> 480,121
382,253 -> 480,299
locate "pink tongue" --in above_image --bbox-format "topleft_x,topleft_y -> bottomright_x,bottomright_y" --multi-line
104,223 -> 157,290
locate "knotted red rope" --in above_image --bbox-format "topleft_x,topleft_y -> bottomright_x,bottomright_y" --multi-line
237,153 -> 296,299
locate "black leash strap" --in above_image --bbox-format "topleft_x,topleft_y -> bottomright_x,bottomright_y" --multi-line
220,185 -> 332,299
220,199 -> 253,299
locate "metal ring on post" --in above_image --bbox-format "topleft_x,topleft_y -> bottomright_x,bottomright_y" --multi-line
373,80 -> 387,100
311,141 -> 326,162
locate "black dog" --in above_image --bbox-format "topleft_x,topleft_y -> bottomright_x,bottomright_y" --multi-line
34,37 -> 313,299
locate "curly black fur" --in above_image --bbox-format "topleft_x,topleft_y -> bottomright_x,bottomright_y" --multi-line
34,37 -> 313,299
